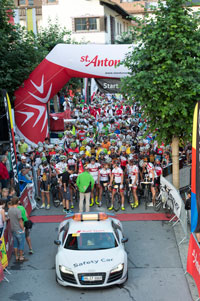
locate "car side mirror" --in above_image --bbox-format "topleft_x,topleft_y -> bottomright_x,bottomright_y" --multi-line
121,237 -> 128,243
54,240 -> 61,246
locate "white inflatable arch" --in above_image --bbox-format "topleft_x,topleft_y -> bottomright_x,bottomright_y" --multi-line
14,44 -> 131,145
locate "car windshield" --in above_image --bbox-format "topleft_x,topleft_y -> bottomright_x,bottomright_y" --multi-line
64,232 -> 118,250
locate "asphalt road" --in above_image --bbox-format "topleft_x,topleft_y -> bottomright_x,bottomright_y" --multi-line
0,215 -> 192,301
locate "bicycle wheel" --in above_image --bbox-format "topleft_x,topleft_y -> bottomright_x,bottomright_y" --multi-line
129,192 -> 134,206
144,188 -> 148,210
154,194 -> 162,212
75,190 -> 79,203
53,190 -> 61,208
105,190 -> 111,208
113,192 -> 121,212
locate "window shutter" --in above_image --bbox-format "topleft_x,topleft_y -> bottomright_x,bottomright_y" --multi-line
99,16 -> 105,32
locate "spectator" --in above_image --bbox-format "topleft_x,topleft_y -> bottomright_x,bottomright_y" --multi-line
76,165 -> 94,212
18,138 -> 28,154
58,168 -> 72,213
18,168 -> 32,193
1,188 -> 9,211
0,199 -> 6,236
18,156 -> 27,171
17,199 -> 33,254
8,197 -> 27,262
0,155 -> 9,188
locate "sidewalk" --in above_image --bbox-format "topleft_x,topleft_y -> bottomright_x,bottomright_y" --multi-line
173,220 -> 199,301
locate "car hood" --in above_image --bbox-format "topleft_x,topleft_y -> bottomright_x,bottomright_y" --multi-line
57,247 -> 125,273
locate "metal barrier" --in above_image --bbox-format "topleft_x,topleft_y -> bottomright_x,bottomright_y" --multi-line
161,176 -> 188,245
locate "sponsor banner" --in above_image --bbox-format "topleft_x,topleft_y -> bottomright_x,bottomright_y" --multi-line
26,8 -> 37,35
2,91 -> 19,189
14,44 -> 131,145
4,221 -> 13,262
91,78 -> 98,102
20,187 -> 32,217
187,233 -> 200,297
191,102 -> 200,233
0,261 -> 4,283
95,78 -> 121,93
161,176 -> 182,218
0,236 -> 8,269
27,183 -> 37,211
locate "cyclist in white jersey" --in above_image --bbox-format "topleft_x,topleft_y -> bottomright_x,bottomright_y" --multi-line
87,157 -> 100,206
98,162 -> 111,207
142,160 -> 156,206
126,158 -> 139,208
109,161 -> 125,211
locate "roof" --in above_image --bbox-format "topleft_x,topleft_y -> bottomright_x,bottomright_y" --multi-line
100,0 -> 131,19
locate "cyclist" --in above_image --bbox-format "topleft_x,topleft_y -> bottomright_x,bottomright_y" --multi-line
98,161 -> 111,207
109,161 -> 125,211
38,160 -> 51,209
126,158 -> 139,208
141,160 -> 156,206
87,157 -> 100,206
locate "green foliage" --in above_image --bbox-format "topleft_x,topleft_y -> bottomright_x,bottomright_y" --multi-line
121,0 -> 200,143
115,31 -> 135,44
0,3 -> 81,105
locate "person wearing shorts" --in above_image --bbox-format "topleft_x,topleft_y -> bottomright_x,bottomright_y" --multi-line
87,157 -> 100,206
58,168 -> 72,213
109,161 -> 125,211
17,198 -> 33,254
98,162 -> 111,207
8,198 -> 27,262
126,158 -> 139,208
38,160 -> 51,209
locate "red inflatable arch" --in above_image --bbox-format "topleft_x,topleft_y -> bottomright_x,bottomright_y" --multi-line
14,44 -> 131,145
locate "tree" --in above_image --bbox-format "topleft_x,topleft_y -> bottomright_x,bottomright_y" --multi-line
0,3 -> 82,106
121,0 -> 200,188
0,0 -> 40,103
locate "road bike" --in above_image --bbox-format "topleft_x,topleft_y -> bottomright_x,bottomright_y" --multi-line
112,185 -> 122,212
125,181 -> 135,209
140,175 -> 152,210
51,176 -> 62,207
102,182 -> 111,208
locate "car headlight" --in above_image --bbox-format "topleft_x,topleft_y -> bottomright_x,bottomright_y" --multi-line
110,263 -> 124,274
59,265 -> 73,274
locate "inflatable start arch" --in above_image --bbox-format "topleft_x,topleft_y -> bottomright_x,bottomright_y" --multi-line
14,44 -> 131,145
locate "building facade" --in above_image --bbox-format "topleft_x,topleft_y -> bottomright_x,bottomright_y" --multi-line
41,0 -> 132,44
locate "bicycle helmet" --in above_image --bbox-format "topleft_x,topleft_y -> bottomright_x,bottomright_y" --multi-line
90,156 -> 96,162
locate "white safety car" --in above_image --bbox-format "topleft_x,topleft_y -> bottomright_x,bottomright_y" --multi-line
54,212 -> 128,288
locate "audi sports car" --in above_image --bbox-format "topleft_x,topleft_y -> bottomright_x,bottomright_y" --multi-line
54,212 -> 128,288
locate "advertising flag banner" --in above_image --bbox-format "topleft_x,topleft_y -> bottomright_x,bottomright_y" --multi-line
0,236 -> 8,269
191,102 -> 200,233
2,90 -> 19,189
90,78 -> 98,102
187,233 -> 200,296
26,8 -> 37,35
187,102 -> 200,298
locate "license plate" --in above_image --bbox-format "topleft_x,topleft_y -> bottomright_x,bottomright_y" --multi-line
82,276 -> 102,281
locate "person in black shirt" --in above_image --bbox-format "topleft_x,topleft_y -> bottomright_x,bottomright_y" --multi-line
58,168 -> 73,213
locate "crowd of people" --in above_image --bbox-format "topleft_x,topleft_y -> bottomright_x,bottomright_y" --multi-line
0,93 -> 195,261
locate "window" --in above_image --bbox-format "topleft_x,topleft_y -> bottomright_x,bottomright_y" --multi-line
47,0 -> 57,2
28,0 -> 34,5
19,0 -> 26,5
75,17 -> 99,32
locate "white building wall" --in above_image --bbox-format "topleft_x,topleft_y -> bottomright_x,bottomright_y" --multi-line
42,0 -> 131,44
42,0 -> 106,43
